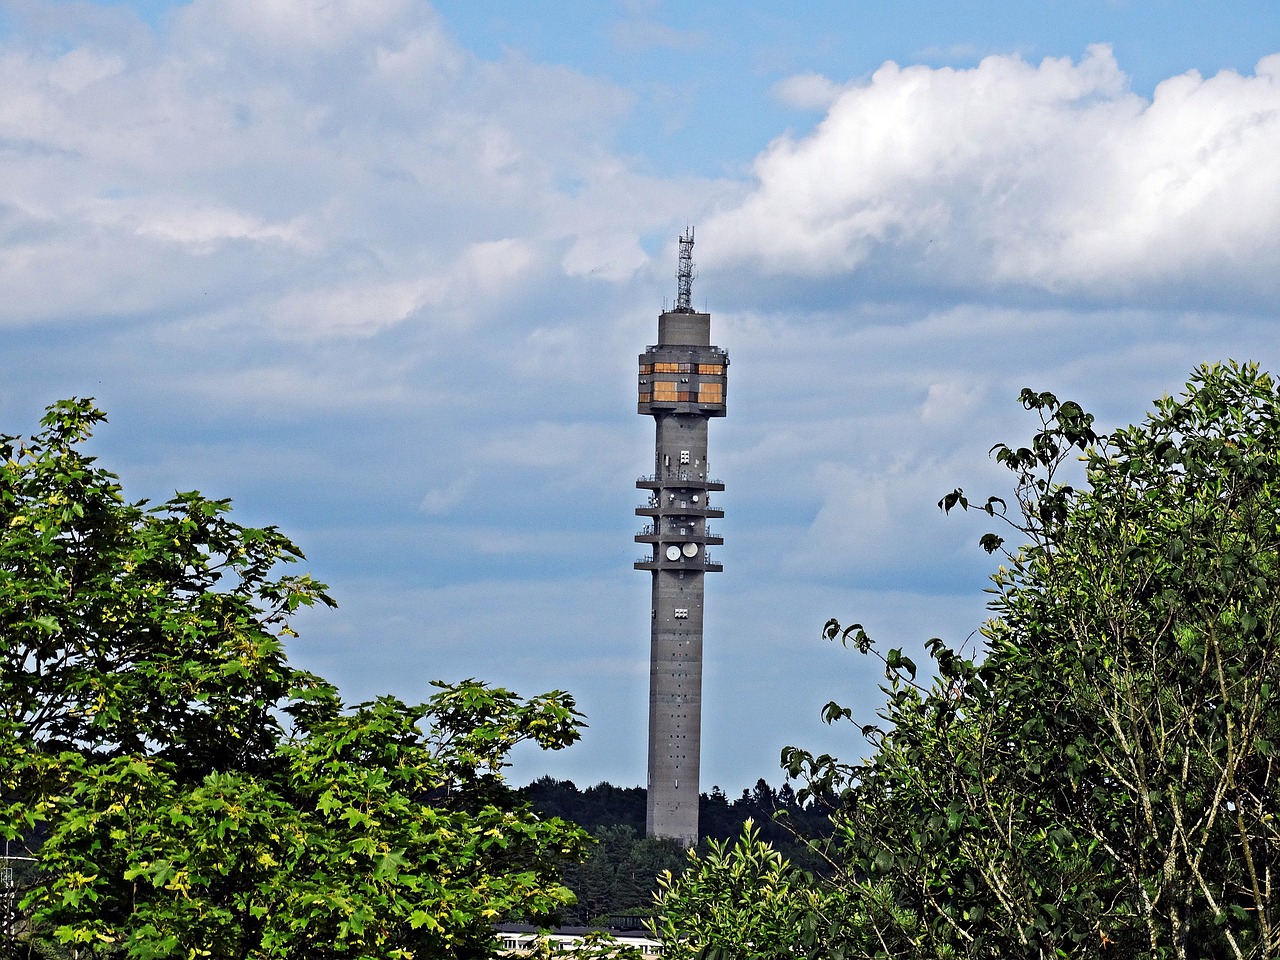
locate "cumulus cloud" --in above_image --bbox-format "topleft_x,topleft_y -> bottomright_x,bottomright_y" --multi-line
708,46 -> 1280,306
0,0 -> 701,343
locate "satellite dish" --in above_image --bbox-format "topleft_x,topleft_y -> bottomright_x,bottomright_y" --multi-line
666,545 -> 682,561
682,542 -> 699,558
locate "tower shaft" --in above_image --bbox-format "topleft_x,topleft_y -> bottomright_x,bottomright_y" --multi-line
636,288 -> 727,845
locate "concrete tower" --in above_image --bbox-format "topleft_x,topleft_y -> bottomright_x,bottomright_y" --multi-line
635,228 -> 728,845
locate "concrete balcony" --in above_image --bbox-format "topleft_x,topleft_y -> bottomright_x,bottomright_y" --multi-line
634,552 -> 723,573
634,525 -> 724,546
635,473 -> 726,491
635,503 -> 725,520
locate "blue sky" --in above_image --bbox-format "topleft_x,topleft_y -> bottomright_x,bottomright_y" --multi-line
2,0 -> 1280,793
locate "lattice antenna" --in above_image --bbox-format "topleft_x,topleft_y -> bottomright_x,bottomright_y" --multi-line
675,226 -> 696,312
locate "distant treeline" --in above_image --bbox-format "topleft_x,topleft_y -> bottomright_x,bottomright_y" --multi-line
517,776 -> 834,925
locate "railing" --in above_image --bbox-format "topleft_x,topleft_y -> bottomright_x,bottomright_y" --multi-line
641,345 -> 727,356
636,504 -> 725,516
636,525 -> 718,537
635,554 -> 722,566
636,473 -> 723,485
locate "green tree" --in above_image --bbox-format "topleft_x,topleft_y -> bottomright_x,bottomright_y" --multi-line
520,776 -> 832,924
519,777 -> 647,836
1,399 -> 588,958
0,399 -> 331,778
26,686 -> 588,958
650,822 -> 829,960
655,362 -> 1280,959
555,825 -> 687,925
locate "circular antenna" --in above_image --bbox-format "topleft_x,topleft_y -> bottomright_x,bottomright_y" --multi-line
666,545 -> 681,561
682,542 -> 699,558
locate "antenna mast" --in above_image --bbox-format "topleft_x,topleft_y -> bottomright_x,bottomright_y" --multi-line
675,227 -> 695,312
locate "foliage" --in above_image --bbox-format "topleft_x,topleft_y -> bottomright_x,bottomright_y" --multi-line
520,777 -> 648,836
520,777 -> 834,925
650,822 -> 830,960
557,825 -> 687,924
520,775 -> 828,845
699,779 -> 834,872
511,929 -> 651,959
24,689 -> 588,958
1,399 -> 588,958
0,399 -> 332,780
654,362 -> 1280,959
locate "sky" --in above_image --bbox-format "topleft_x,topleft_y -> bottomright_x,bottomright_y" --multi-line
3,0 -> 1280,795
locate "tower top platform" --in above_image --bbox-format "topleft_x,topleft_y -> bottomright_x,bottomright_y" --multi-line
658,310 -> 711,346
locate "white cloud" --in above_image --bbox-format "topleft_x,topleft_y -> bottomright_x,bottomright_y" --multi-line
707,46 -> 1280,305
561,230 -> 649,281
44,45 -> 126,92
178,0 -> 421,55
271,277 -> 437,338
781,451 -> 981,581
0,0 -> 681,345
116,202 -> 307,250
772,72 -> 845,111
920,380 -> 983,424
